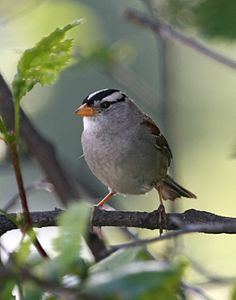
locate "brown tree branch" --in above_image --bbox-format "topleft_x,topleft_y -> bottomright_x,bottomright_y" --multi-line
92,207 -> 236,233
0,209 -> 62,236
124,9 -> 236,71
1,208 -> 236,237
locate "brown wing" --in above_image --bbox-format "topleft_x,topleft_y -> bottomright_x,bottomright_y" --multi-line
141,116 -> 172,166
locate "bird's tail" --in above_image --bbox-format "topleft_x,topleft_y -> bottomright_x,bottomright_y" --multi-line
158,175 -> 197,201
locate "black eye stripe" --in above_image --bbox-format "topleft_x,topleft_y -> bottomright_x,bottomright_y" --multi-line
116,95 -> 126,102
100,96 -> 126,108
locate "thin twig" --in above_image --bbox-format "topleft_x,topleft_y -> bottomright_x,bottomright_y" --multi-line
196,277 -> 236,287
182,282 -> 212,300
125,9 -> 236,71
8,142 -> 49,259
9,142 -> 32,228
4,180 -> 54,211
109,221 -> 236,252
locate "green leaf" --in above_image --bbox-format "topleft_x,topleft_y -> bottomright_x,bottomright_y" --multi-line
12,19 -> 82,102
49,202 -> 90,276
54,202 -> 90,258
0,279 -> 16,300
192,0 -> 236,40
24,287 -> 44,300
42,296 -> 57,300
84,261 -> 186,300
91,247 -> 150,274
0,116 -> 15,144
15,237 -> 32,264
0,116 -> 8,135
12,19 -> 82,142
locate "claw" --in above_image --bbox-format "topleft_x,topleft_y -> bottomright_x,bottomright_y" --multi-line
156,203 -> 167,235
155,186 -> 167,235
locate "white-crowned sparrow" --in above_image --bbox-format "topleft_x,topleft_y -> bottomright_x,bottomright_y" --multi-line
74,89 -> 196,210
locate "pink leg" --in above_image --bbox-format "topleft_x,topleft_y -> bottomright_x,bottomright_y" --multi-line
156,186 -> 167,235
97,191 -> 116,207
157,186 -> 164,206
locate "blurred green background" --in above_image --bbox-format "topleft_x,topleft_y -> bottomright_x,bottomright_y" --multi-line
0,0 -> 235,299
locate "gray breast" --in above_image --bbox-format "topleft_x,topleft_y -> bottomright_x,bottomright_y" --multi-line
81,117 -> 167,195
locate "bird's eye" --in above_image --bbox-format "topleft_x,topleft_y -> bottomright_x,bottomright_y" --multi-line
100,101 -> 111,109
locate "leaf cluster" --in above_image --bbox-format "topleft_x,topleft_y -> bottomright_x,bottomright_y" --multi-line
0,203 -> 185,300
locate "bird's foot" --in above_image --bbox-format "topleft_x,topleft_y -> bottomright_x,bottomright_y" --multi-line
156,204 -> 167,235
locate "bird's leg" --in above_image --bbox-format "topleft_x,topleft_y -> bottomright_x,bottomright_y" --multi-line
94,191 -> 115,240
156,187 -> 167,235
97,191 -> 116,207
92,191 -> 115,242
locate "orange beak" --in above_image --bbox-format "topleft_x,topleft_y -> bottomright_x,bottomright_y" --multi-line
74,103 -> 97,117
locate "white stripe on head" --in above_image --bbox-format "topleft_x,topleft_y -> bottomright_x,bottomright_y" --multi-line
102,91 -> 124,103
87,89 -> 109,100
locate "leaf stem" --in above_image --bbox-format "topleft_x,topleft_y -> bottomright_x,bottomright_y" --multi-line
14,101 -> 20,143
9,140 -> 49,259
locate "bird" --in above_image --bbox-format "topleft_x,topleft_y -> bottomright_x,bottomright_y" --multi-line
74,88 -> 196,228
